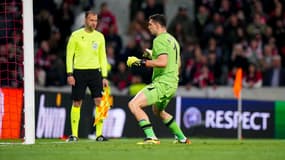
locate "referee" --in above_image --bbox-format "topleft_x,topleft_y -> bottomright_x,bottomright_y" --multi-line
66,11 -> 109,142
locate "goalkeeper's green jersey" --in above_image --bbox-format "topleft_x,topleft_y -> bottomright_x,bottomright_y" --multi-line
66,28 -> 108,77
151,32 -> 180,86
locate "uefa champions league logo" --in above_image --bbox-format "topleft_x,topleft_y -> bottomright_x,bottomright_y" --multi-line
92,42 -> 98,50
183,107 -> 202,128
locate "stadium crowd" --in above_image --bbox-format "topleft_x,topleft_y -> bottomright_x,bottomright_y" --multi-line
1,0 -> 285,92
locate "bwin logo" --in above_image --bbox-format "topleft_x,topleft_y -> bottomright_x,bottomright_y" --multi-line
36,94 -> 66,138
183,107 -> 202,128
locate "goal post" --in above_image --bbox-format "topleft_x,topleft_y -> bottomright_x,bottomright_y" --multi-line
0,0 -> 35,144
23,0 -> 35,144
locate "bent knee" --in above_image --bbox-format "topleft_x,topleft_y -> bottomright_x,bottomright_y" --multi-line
128,100 -> 140,114
128,101 -> 135,110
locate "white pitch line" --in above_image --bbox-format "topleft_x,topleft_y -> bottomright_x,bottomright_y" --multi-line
0,140 -> 97,146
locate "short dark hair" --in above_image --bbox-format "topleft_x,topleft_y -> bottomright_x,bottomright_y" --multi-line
85,10 -> 97,18
100,2 -> 107,9
149,14 -> 166,27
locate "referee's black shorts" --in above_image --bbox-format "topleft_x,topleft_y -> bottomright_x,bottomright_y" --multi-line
72,69 -> 103,100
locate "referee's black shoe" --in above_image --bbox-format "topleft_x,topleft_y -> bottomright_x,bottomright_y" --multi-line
96,135 -> 108,141
66,135 -> 79,142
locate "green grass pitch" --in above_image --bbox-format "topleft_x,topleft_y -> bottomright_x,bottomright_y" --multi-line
1,138 -> 285,160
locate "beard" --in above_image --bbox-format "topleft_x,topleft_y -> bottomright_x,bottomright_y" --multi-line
85,25 -> 95,32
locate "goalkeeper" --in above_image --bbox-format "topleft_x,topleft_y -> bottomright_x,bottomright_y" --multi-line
127,14 -> 191,144
66,11 -> 109,142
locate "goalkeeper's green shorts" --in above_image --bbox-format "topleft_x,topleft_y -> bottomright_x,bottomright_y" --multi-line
141,81 -> 177,110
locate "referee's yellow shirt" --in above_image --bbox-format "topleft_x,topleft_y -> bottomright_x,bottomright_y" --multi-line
66,28 -> 108,77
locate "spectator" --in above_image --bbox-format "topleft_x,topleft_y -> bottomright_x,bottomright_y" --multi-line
121,38 -> 141,60
227,66 -> 237,86
142,0 -> 164,20
203,37 -> 223,59
207,51 -> 222,84
211,25 -> 226,54
35,41 -> 51,86
263,26 -> 273,44
111,61 -> 132,90
168,5 -> 195,45
263,55 -> 285,86
180,42 -> 196,87
54,2 -> 74,44
192,65 -> 215,88
0,45 -> 8,85
169,23 -> 188,49
261,44 -> 274,71
129,75 -> 146,96
194,5 -> 210,45
236,27 -> 247,46
106,45 -> 116,71
203,12 -> 223,40
268,1 -> 283,30
181,58 -> 196,89
106,25 -> 123,58
252,0 -> 266,20
30,1 -> 285,89
97,2 -> 118,36
217,0 -> 232,20
34,10 -> 53,43
45,53 -> 66,86
48,27 -> 62,53
192,48 -> 207,76
0,44 -> 22,87
247,13 -> 268,38
273,19 -> 285,66
230,43 -> 249,71
129,10 -> 148,32
181,41 -> 196,62
244,38 -> 263,67
243,63 -> 263,88
33,0 -> 57,15
128,20 -> 151,48
129,0 -> 144,21
224,13 -> 243,47
0,4 -> 16,45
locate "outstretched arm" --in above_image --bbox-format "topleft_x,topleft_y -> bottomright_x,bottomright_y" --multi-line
127,54 -> 168,68
144,54 -> 168,68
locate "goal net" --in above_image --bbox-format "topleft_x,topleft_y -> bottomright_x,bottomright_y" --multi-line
0,0 -> 35,144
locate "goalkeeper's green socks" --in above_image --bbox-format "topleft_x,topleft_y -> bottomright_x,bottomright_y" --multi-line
95,107 -> 104,137
71,105 -> 81,137
138,120 -> 156,138
163,117 -> 186,141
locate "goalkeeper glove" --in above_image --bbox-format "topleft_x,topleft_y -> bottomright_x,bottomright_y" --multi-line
142,48 -> 153,59
126,56 -> 146,67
